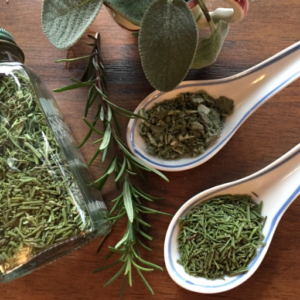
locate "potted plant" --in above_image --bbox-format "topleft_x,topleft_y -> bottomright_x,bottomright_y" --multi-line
42,0 -> 248,92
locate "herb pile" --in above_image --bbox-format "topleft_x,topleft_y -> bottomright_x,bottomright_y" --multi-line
0,69 -> 91,274
41,0 -> 236,92
139,91 -> 234,159
54,34 -> 170,295
177,194 -> 266,279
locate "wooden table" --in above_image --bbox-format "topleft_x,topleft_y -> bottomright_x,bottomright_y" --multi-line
2,1 -> 300,299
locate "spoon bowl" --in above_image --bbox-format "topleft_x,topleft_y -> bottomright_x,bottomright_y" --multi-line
127,42 -> 300,171
164,142 -> 300,293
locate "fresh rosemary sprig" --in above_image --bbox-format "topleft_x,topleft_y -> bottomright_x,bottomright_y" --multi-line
54,33 -> 169,295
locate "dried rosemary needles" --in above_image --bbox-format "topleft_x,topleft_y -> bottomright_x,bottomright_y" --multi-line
0,69 -> 91,274
139,91 -> 234,159
177,195 -> 266,279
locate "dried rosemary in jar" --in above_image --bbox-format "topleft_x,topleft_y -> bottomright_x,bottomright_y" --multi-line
0,28 -> 110,282
177,195 -> 266,279
139,90 -> 234,159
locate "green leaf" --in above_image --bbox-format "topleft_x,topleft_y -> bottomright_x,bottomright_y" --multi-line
123,179 -> 134,223
104,0 -> 154,25
53,82 -> 90,93
114,135 -> 169,182
134,252 -> 163,271
55,53 -> 95,62
137,238 -> 152,251
107,156 -> 117,174
108,246 -> 125,254
42,0 -> 103,49
83,117 -> 104,135
100,106 -> 105,121
127,222 -> 135,242
191,20 -> 229,69
108,207 -> 126,221
135,216 -> 151,227
132,186 -> 163,201
100,125 -> 112,150
136,268 -> 154,295
93,259 -> 120,273
102,146 -> 109,163
96,174 -> 109,190
88,148 -> 101,166
132,260 -> 154,272
94,156 -> 116,185
120,274 -> 128,297
115,157 -> 127,182
104,264 -> 126,286
138,0 -> 198,92
104,97 -> 143,119
134,225 -> 152,240
136,204 -> 173,216
115,230 -> 129,249
107,105 -> 112,122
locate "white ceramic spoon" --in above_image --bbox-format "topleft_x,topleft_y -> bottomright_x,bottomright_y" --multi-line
164,142 -> 300,293
127,41 -> 300,172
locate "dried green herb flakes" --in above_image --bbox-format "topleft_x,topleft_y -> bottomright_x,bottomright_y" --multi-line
177,194 -> 266,279
139,90 -> 233,159
0,69 -> 91,274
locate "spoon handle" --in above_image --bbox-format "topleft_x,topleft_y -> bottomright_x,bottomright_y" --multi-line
232,42 -> 300,109
249,142 -> 300,216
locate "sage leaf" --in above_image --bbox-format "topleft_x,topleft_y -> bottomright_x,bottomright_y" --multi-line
191,20 -> 229,69
104,0 -> 154,25
42,0 -> 103,49
139,0 -> 198,92
123,179 -> 134,223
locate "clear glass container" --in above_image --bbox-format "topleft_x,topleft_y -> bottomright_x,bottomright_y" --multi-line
0,28 -> 111,282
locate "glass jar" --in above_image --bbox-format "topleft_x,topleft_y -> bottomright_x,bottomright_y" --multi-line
0,28 -> 111,282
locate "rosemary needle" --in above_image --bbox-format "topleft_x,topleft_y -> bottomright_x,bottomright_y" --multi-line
55,33 -> 170,295
177,194 -> 266,279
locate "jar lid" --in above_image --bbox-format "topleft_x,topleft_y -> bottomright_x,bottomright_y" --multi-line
0,28 -> 15,43
0,27 -> 25,63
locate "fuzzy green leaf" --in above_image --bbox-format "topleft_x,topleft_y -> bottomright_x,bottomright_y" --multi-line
139,0 -> 198,92
191,20 -> 229,69
42,0 -> 103,49
104,0 -> 154,25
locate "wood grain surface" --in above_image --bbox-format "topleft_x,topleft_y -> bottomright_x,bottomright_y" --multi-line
1,1 -> 300,299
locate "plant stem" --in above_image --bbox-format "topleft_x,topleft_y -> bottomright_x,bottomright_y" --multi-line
197,0 -> 216,32
55,33 -> 170,295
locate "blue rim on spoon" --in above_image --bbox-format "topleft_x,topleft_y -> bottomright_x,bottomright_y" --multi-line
127,42 -> 300,171
164,146 -> 300,292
